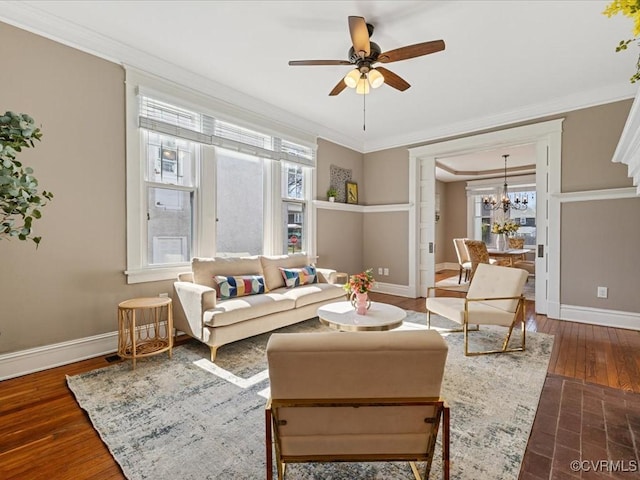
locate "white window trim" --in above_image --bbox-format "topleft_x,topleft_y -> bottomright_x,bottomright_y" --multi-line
125,68 -> 316,283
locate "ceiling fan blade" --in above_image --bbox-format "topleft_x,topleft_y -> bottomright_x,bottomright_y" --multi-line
378,40 -> 445,63
289,60 -> 352,66
348,16 -> 370,57
329,78 -> 348,96
375,67 -> 410,91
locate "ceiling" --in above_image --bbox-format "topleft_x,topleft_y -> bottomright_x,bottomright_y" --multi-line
1,0 -> 637,179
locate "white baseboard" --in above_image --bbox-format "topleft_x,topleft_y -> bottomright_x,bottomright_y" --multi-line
0,332 -> 118,381
371,282 -> 412,297
436,262 -> 459,272
559,304 -> 640,331
4,302 -> 636,380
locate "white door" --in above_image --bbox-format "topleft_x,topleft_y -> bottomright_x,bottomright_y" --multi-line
408,119 -> 562,313
417,157 -> 436,297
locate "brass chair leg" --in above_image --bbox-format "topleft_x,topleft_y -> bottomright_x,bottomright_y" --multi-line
409,461 -> 423,480
210,346 -> 218,362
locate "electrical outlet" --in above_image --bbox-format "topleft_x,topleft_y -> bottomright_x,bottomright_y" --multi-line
383,268 -> 389,276
378,267 -> 383,275
596,286 -> 608,299
159,292 -> 169,298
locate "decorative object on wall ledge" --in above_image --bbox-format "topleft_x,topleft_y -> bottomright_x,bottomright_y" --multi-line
326,186 -> 337,202
603,1 -> 640,83
329,164 -> 351,203
482,154 -> 528,212
346,181 -> 358,204
0,111 -> 53,247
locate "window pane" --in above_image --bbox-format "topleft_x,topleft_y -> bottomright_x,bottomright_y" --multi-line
147,187 -> 192,265
146,132 -> 195,187
282,163 -> 304,200
472,190 -> 537,247
140,96 -> 201,130
216,149 -> 264,256
284,202 -> 304,254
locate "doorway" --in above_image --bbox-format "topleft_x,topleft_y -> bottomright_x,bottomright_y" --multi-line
408,119 -> 563,315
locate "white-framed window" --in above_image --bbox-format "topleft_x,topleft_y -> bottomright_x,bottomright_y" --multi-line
281,163 -> 310,254
124,69 -> 317,283
466,175 -> 537,248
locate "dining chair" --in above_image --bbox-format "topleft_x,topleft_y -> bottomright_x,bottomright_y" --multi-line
464,239 -> 505,280
507,237 -> 535,278
453,238 -> 472,284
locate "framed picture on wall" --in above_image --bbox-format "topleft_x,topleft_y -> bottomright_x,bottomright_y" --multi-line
346,181 -> 358,204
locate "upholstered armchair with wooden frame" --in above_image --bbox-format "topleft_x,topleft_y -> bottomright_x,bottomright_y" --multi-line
265,330 -> 450,480
426,263 -> 528,356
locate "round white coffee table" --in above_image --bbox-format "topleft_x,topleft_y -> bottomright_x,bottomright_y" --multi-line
317,301 -> 406,332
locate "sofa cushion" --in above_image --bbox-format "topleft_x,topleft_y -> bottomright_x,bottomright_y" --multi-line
203,293 -> 295,327
260,254 -> 310,291
214,275 -> 265,299
279,265 -> 318,288
272,283 -> 345,308
192,256 -> 262,289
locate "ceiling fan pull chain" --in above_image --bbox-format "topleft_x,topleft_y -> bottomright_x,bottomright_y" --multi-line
363,91 -> 366,131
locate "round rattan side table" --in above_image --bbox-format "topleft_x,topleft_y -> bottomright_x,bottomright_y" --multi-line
117,297 -> 173,369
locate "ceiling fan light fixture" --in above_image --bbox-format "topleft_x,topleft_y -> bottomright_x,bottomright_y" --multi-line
356,76 -> 370,95
368,69 -> 384,88
344,69 -> 361,88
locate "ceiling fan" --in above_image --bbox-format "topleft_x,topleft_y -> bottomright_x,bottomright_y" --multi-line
288,16 -> 445,96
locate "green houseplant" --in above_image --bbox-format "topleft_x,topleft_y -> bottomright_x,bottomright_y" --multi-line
0,111 -> 53,246
326,186 -> 338,202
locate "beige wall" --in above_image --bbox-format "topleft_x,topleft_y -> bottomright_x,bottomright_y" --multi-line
363,212 -> 409,284
558,100 -> 638,312
316,210 -> 363,275
315,138 -> 364,275
316,138 -> 363,200
0,23 -> 175,354
561,198 -> 640,311
562,100 -> 633,192
362,147 -> 409,204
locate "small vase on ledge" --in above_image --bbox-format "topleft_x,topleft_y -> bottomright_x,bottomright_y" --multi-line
351,291 -> 370,315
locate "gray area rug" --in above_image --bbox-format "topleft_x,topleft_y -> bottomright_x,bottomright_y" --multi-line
67,312 -> 553,480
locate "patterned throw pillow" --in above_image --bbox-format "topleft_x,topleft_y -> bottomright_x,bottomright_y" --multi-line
214,275 -> 265,299
278,266 -> 318,288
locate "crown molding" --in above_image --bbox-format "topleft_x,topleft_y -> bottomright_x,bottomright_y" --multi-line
363,83 -> 637,153
0,2 -> 362,153
0,2 -> 636,155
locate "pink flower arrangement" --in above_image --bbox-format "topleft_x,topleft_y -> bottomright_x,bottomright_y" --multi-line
344,268 -> 375,294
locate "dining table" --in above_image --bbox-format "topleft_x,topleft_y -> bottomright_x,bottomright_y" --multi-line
486,248 -> 532,267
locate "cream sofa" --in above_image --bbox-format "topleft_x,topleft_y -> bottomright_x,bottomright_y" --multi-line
173,254 -> 346,360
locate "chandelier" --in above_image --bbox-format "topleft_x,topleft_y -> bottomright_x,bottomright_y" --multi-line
482,154 -> 528,212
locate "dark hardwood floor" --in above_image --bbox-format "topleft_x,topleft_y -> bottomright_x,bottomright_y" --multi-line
1,270 -> 638,479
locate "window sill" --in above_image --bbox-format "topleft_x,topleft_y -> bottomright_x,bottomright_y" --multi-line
125,265 -> 190,284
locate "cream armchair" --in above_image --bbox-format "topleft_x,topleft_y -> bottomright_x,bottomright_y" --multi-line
265,330 -> 450,480
426,263 -> 528,356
